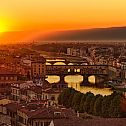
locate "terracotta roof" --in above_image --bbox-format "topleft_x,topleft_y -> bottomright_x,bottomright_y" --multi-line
53,118 -> 126,126
18,106 -> 74,120
42,80 -> 51,90
11,81 -> 25,84
30,108 -> 54,119
43,88 -> 61,94
32,56 -> 46,64
28,86 -> 42,94
29,100 -> 48,105
18,107 -> 52,119
5,102 -> 18,113
30,107 -> 72,119
0,95 -> 6,100
0,67 -> 18,75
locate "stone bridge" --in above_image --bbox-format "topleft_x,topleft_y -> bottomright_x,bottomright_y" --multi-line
46,65 -> 109,86
46,58 -> 89,65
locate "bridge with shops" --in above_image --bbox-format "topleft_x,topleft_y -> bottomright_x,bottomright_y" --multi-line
46,57 -> 90,65
46,65 -> 109,87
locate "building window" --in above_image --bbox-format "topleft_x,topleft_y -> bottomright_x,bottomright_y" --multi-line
35,122 -> 37,126
14,76 -> 17,81
48,101 -> 51,106
6,77 -> 8,80
41,122 -> 43,126
18,116 -> 23,123
39,68 -> 41,74
44,122 -> 50,126
35,122 -> 39,126
24,119 -> 27,125
77,69 -> 80,72
1,76 -> 4,80
42,68 -> 44,72
51,96 -> 55,100
10,77 -> 13,80
45,95 -> 47,100
68,69 -> 70,72
42,94 -> 44,99
4,76 -> 6,80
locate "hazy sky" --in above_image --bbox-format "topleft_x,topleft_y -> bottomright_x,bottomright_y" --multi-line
0,0 -> 126,32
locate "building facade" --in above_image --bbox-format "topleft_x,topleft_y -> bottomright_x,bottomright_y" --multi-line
31,56 -> 46,81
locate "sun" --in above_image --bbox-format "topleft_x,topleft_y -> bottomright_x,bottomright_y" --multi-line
0,20 -> 9,33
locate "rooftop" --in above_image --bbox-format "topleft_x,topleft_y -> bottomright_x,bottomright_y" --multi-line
43,88 -> 61,94
27,86 -> 42,94
0,95 -> 7,100
5,102 -> 18,113
18,105 -> 75,119
52,118 -> 126,126
32,56 -> 46,64
0,67 -> 18,75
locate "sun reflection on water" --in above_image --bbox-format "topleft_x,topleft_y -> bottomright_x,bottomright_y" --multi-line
46,75 -> 112,96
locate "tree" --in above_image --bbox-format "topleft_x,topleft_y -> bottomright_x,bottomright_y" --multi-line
93,96 -> 103,116
67,89 -> 76,108
79,94 -> 87,113
89,97 -> 96,114
58,88 -> 123,118
101,96 -> 111,117
109,94 -> 122,117
58,88 -> 76,108
58,92 -> 63,105
71,92 -> 83,111
83,92 -> 94,113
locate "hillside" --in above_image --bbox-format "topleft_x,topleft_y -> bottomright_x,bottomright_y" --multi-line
38,27 -> 126,41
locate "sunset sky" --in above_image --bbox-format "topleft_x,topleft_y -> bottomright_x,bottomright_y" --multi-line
0,0 -> 126,43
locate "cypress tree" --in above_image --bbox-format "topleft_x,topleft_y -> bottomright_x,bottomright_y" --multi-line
93,96 -> 103,116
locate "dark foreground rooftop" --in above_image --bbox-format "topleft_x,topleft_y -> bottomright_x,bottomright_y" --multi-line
52,118 -> 126,126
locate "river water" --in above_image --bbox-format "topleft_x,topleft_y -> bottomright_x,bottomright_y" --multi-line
46,61 -> 113,96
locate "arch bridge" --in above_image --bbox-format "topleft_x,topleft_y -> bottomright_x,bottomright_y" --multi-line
46,65 -> 109,87
46,59 -> 89,65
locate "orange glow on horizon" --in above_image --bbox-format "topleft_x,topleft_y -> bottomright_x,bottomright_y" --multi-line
0,0 -> 126,43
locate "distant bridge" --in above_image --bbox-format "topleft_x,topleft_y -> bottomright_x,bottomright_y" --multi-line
46,58 -> 89,65
46,65 -> 109,86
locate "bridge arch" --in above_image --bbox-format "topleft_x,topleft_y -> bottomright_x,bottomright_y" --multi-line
64,75 -> 95,85
88,75 -> 95,84
65,75 -> 83,83
46,75 -> 60,83
46,62 -> 52,65
68,63 -> 74,65
81,63 -> 88,65
53,62 -> 66,65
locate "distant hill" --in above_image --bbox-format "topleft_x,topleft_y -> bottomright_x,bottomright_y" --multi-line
38,27 -> 126,41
